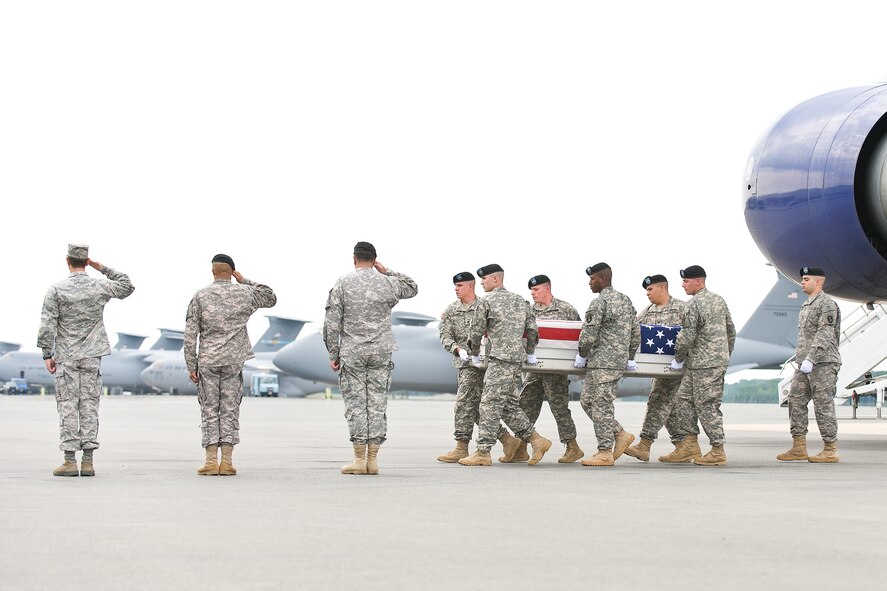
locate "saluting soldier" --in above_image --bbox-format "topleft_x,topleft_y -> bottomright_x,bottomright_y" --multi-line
777,267 -> 842,463
573,263 -> 640,467
667,265 -> 735,466
624,274 -> 687,462
324,242 -> 418,475
38,244 -> 134,477
185,254 -> 277,476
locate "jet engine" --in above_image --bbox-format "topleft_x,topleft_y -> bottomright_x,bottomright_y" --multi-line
744,84 -> 887,303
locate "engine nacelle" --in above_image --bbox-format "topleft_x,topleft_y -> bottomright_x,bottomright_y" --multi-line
744,84 -> 887,303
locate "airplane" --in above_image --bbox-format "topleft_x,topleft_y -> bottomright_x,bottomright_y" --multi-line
139,316 -> 322,397
272,276 -> 802,396
0,342 -> 21,356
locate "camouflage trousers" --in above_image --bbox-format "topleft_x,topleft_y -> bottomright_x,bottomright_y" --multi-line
477,359 -> 534,451
520,373 -> 577,442
639,377 -> 681,442
54,357 -> 102,452
340,354 -> 392,445
671,367 -> 727,445
454,366 -> 484,441
580,369 -> 624,450
788,363 -> 838,442
198,364 -> 244,448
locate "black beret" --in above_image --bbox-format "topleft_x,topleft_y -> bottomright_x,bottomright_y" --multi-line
453,271 -> 475,283
680,265 -> 706,279
528,274 -> 551,288
586,262 -> 611,276
477,264 -> 504,277
642,274 -> 668,288
800,266 -> 825,277
211,253 -> 235,270
353,241 -> 377,258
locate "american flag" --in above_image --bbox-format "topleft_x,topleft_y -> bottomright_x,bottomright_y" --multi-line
640,324 -> 682,355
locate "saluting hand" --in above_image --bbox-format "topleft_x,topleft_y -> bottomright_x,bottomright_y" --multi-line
232,271 -> 244,284
87,259 -> 104,272
373,261 -> 388,274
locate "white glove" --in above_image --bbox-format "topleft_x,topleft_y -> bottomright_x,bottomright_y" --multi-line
626,360 -> 637,371
800,359 -> 814,374
573,354 -> 587,369
458,349 -> 469,362
669,359 -> 684,370
526,354 -> 538,365
471,355 -> 482,368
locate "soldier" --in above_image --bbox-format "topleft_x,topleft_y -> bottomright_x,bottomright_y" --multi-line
624,274 -> 687,462
666,265 -> 736,466
514,274 -> 584,464
777,267 -> 842,463
573,263 -> 640,467
38,244 -> 134,477
185,254 -> 277,476
459,264 -> 553,466
324,242 -> 418,475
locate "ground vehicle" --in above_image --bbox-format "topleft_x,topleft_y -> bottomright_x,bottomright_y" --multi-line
4,378 -> 30,395
250,373 -> 279,397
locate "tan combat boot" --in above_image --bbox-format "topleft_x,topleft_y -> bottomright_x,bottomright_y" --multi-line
694,444 -> 727,466
659,434 -> 702,463
80,460 -> 95,477
498,432 -> 528,463
527,431 -> 552,465
581,449 -> 615,466
776,436 -> 808,461
218,444 -> 237,475
624,437 -> 653,462
808,441 -> 839,463
53,460 -> 79,477
341,444 -> 368,474
198,444 -> 220,475
613,430 -> 636,460
438,440 -> 469,463
367,444 -> 381,475
458,449 -> 492,466
558,439 -> 584,463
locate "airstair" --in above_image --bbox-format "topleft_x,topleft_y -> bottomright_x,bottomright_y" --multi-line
777,303 -> 887,418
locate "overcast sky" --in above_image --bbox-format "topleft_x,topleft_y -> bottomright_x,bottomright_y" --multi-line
2,2 -> 885,377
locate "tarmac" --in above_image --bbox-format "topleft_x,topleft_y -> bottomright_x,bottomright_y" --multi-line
1,395 -> 886,591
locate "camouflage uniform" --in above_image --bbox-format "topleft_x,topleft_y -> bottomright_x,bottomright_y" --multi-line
38,266 -> 134,452
671,287 -> 736,445
578,286 -> 640,450
324,268 -> 418,445
788,292 -> 841,442
637,296 -> 687,442
185,277 -> 277,448
520,297 -> 580,443
439,298 -> 485,441
468,287 -> 539,452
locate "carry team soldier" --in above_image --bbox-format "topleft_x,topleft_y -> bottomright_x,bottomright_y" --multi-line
512,274 -> 585,464
185,254 -> 277,476
573,263 -> 640,467
459,264 -> 553,466
324,241 -> 418,475
777,267 -> 842,463
624,274 -> 688,462
38,244 -> 135,477
666,265 -> 736,466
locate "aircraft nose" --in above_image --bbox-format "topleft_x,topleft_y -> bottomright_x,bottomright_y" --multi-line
273,334 -> 337,383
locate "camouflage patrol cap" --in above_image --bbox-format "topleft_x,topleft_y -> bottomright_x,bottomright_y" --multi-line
642,274 -> 668,288
67,244 -> 89,259
800,266 -> 825,277
477,264 -> 504,277
586,262 -> 610,276
211,253 -> 235,270
528,274 -> 550,288
680,265 -> 706,279
453,271 -> 475,283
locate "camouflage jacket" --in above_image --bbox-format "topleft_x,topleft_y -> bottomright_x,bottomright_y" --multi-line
38,267 -> 135,363
468,287 -> 538,363
638,296 -> 686,326
796,291 -> 841,365
439,297 -> 481,368
531,296 -> 581,322
324,267 -> 418,361
579,286 -> 640,369
184,278 -> 277,371
673,287 -> 736,369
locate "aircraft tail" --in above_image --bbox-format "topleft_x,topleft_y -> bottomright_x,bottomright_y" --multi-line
149,329 -> 185,351
737,271 -> 802,348
114,333 -> 147,350
252,316 -> 309,353
0,342 -> 21,356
